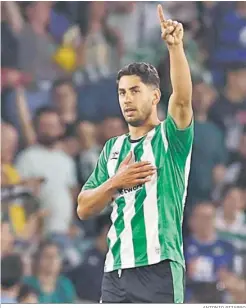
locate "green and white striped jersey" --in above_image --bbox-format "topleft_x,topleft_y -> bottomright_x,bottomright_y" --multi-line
83,114 -> 194,272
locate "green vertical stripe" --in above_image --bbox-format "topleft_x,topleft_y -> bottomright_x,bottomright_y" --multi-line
112,197 -> 126,269
151,125 -> 166,258
111,137 -> 131,269
131,140 -> 148,266
170,261 -> 184,303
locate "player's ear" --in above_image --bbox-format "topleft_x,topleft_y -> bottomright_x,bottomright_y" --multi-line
152,88 -> 161,106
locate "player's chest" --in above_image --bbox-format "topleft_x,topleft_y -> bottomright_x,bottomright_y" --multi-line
107,133 -> 164,178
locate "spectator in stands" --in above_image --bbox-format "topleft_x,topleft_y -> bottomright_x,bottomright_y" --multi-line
76,121 -> 101,186
1,2 -> 19,69
1,254 -> 23,303
212,130 -> 246,201
52,79 -> 78,134
67,214 -> 111,302
106,2 -> 162,66
74,120 -> 103,236
215,185 -> 246,252
80,1 -> 120,80
24,240 -> 76,303
52,78 -> 80,157
1,122 -> 43,236
218,268 -> 246,304
188,80 -> 227,206
15,107 -> 78,238
210,2 -> 246,70
224,130 -> 246,189
98,116 -> 127,146
1,122 -> 20,184
2,2 -> 59,81
185,202 -> 234,302
209,63 -> 246,153
17,284 -> 39,304
15,80 -> 80,157
2,1 -> 81,81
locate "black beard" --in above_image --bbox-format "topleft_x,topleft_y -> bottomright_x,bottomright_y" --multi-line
126,119 -> 145,127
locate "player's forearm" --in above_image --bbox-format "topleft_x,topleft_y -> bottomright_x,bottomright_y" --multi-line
168,43 -> 192,105
77,178 -> 117,220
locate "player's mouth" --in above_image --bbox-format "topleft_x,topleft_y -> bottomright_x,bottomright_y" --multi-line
124,108 -> 136,115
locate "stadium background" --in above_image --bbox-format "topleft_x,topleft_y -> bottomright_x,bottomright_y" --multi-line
1,1 -> 246,304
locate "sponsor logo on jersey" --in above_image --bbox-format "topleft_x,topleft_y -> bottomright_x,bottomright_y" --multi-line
110,151 -> 119,160
118,184 -> 143,195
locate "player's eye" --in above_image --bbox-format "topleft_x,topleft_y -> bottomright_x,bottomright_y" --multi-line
119,92 -> 125,97
131,89 -> 139,94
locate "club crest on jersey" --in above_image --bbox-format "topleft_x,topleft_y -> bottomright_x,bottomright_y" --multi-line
110,151 -> 119,160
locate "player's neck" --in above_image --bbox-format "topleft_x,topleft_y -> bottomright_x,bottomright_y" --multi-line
128,118 -> 161,140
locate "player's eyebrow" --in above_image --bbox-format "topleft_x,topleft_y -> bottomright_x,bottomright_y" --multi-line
118,86 -> 140,92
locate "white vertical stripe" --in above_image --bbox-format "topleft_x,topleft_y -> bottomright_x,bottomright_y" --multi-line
107,135 -> 127,177
105,135 -> 126,271
161,121 -> 169,152
141,128 -> 161,264
119,143 -> 137,269
104,200 -> 118,271
182,148 -> 192,209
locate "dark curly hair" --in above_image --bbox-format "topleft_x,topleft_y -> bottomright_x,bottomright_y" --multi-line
117,62 -> 160,88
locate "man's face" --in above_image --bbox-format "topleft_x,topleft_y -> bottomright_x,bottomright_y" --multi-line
228,68 -> 246,96
190,203 -> 215,237
192,82 -> 216,113
27,2 -> 52,26
118,75 -> 159,127
77,121 -> 97,147
53,84 -> 77,112
223,188 -> 244,215
38,245 -> 61,276
37,113 -> 64,146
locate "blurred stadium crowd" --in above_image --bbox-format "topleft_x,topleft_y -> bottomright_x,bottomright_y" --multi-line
1,1 -> 246,304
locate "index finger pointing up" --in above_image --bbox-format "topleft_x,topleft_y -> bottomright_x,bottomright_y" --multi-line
157,4 -> 166,23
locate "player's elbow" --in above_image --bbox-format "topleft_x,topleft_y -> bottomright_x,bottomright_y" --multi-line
77,192 -> 92,220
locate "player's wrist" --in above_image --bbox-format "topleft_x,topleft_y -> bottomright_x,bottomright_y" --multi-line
108,176 -> 121,191
167,42 -> 184,51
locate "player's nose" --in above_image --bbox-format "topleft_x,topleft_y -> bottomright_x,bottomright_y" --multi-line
124,91 -> 133,102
